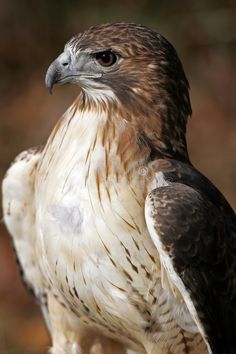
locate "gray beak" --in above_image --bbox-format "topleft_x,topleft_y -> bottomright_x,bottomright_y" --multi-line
45,50 -> 102,94
45,51 -> 72,94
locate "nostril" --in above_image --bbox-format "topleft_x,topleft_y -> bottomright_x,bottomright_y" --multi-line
57,51 -> 71,68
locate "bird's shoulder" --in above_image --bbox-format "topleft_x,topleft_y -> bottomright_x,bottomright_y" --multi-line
2,146 -> 42,236
145,158 -> 236,353
145,158 -> 236,298
147,158 -> 235,221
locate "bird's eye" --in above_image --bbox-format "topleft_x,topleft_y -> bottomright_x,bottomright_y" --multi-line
95,51 -> 117,67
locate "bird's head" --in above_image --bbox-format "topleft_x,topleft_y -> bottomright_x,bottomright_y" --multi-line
45,23 -> 192,160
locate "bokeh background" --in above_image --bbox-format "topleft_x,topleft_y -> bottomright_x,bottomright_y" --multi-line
0,0 -> 236,353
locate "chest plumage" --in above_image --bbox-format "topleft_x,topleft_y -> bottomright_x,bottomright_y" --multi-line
36,105 -> 152,330
33,102 -> 203,353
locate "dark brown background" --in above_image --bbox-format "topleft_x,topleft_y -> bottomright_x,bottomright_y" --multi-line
0,0 -> 235,352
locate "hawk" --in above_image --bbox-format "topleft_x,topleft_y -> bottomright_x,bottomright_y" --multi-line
2,23 -> 236,354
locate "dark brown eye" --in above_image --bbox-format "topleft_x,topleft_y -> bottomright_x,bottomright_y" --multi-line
95,50 -> 117,67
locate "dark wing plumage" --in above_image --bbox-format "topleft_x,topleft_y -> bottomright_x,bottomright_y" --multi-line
145,161 -> 236,354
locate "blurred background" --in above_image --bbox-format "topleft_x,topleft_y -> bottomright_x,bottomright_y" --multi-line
0,0 -> 235,352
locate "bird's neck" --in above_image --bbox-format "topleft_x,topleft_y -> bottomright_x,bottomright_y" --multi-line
122,98 -> 190,162
140,118 -> 189,162
42,97 -> 151,187
43,94 -> 189,189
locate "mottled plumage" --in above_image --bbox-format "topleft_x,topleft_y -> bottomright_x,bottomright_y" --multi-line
2,23 -> 236,354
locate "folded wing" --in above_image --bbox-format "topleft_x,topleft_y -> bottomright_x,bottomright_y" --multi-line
2,147 -> 50,331
145,176 -> 236,354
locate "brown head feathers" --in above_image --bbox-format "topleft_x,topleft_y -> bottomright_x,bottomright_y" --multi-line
67,23 -> 192,161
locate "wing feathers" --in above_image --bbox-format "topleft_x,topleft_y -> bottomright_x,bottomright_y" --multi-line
2,148 -> 51,330
145,181 -> 236,354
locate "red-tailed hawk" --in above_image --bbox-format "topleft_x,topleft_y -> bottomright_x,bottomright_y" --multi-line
2,23 -> 236,354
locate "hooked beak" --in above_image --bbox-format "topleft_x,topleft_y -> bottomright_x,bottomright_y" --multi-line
45,50 -> 102,94
45,51 -> 72,94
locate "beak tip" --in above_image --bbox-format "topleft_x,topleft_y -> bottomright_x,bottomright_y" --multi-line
45,62 -> 57,95
47,85 -> 53,95
45,76 -> 54,95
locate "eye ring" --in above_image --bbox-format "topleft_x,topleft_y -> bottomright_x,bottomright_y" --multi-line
95,50 -> 117,67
